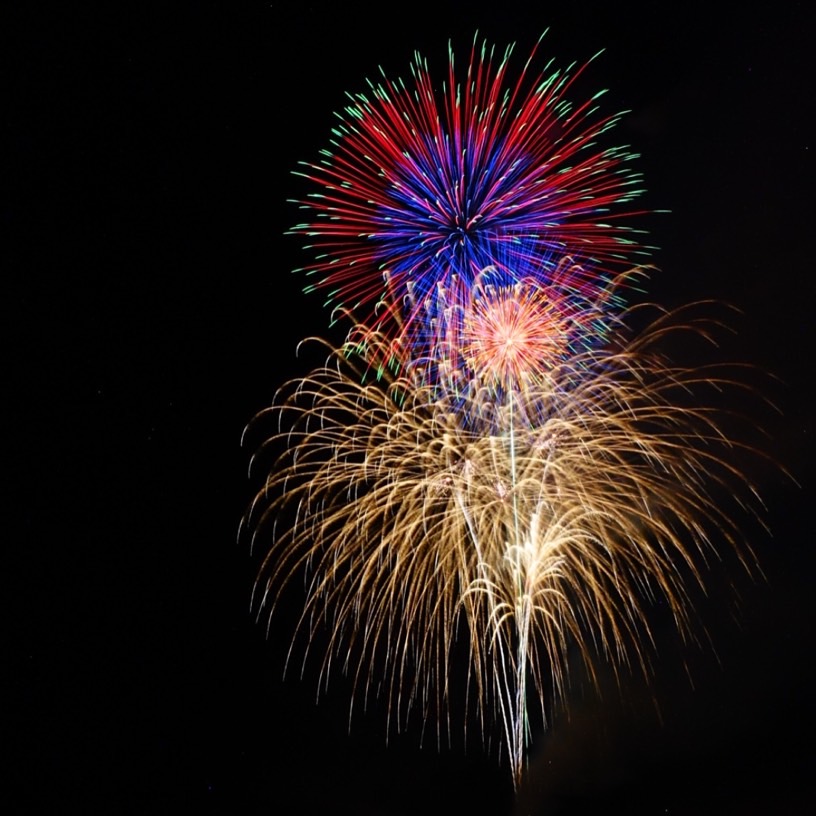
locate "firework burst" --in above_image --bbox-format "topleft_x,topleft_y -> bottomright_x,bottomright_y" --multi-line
242,298 -> 765,787
410,263 -> 636,407
245,30 -> 778,791
290,32 -> 651,343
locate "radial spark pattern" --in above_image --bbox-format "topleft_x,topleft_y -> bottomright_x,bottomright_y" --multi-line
410,264 -> 635,408
290,32 -> 651,343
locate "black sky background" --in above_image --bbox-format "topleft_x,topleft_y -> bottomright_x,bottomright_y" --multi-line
7,2 -> 815,814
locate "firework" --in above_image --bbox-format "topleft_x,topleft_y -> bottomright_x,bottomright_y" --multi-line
409,263 -> 639,406
242,297 -> 764,787
246,30 -> 777,791
290,32 -> 652,345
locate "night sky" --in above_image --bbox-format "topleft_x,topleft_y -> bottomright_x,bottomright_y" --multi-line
7,2 -> 815,814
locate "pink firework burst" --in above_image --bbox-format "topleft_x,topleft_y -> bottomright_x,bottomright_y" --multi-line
461,278 -> 574,389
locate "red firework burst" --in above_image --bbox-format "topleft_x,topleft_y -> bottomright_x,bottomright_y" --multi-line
290,32 -> 653,339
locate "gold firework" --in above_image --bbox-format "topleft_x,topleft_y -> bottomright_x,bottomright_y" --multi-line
242,291 -> 766,787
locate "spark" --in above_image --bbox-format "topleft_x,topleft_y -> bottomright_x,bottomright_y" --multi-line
289,32 -> 652,345
242,298 -> 765,786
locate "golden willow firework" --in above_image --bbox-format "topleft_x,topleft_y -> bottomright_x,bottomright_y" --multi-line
242,273 -> 767,787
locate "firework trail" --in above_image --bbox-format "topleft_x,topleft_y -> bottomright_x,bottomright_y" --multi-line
244,32 -> 771,788
243,294 -> 763,786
